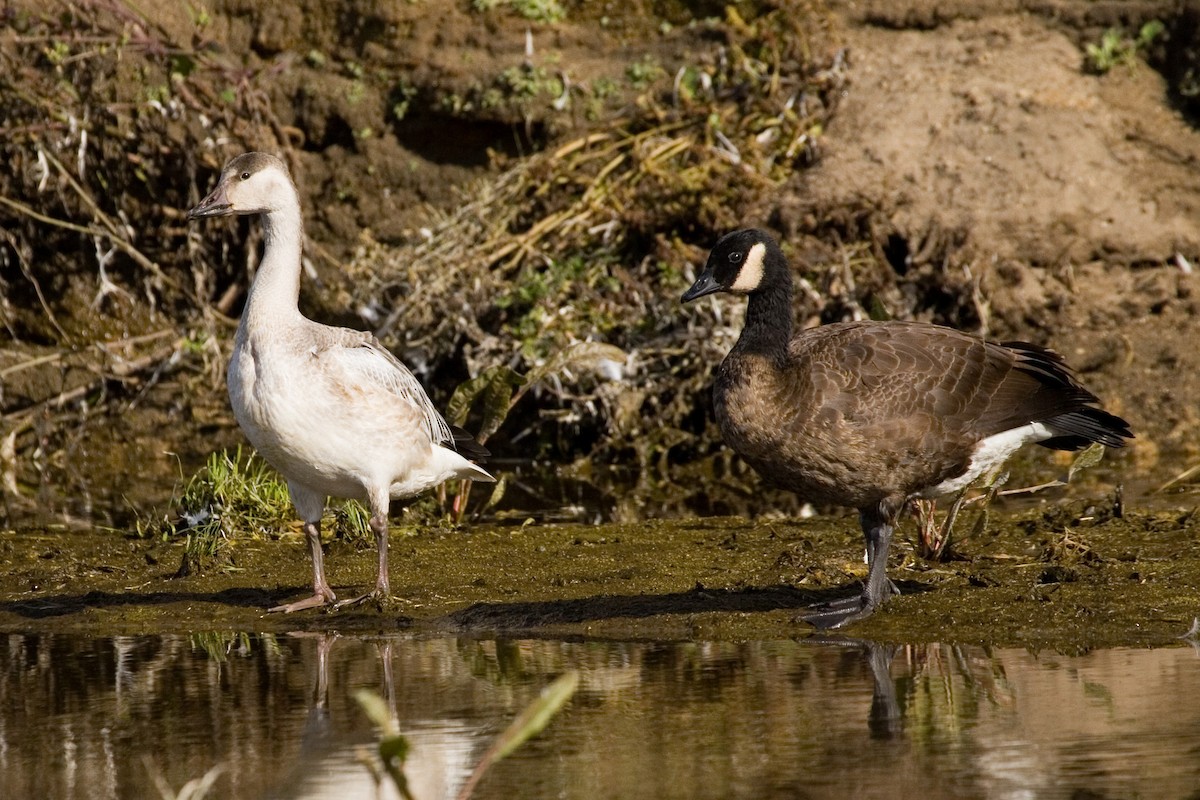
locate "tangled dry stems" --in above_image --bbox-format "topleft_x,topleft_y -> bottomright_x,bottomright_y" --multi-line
1,0 -> 991,523
347,2 -> 849,510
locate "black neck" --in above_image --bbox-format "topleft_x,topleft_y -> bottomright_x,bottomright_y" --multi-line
736,280 -> 793,360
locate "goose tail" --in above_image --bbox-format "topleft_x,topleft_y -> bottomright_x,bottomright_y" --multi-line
449,424 -> 492,463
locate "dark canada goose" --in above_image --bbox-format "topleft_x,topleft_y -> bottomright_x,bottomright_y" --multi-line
682,228 -> 1132,628
188,152 -> 494,612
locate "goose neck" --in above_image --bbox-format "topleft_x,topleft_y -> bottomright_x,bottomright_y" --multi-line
243,202 -> 304,324
737,283 -> 794,359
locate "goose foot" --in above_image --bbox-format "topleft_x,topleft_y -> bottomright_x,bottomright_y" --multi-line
799,579 -> 900,630
269,591 -> 337,613
331,589 -> 395,612
800,595 -> 878,629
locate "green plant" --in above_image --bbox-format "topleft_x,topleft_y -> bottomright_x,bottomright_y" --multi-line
355,670 -> 579,800
167,446 -> 292,544
625,55 -> 664,89
329,499 -> 374,545
472,0 -> 567,24
186,2 -> 212,29
493,255 -> 623,358
137,447 -> 371,565
391,80 -> 418,121
43,41 -> 70,66
497,65 -> 562,100
188,631 -> 282,662
1085,20 -> 1164,74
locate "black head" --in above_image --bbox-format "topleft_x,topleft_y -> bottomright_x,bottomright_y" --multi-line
681,228 -> 786,303
187,152 -> 294,220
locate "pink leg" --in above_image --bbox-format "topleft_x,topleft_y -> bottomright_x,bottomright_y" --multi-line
270,519 -> 337,613
373,511 -> 390,599
333,491 -> 393,610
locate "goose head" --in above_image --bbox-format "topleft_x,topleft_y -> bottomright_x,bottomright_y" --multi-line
188,152 -> 296,220
681,228 -> 788,303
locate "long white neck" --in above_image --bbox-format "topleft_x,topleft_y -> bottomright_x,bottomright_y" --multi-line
241,192 -> 305,330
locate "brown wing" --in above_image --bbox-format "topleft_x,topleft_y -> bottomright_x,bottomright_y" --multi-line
717,319 -> 1130,507
779,320 -> 1127,498
780,322 -> 993,494
792,321 -> 1121,437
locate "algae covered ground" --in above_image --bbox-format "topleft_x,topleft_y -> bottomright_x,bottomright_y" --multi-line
2,501 -> 1197,651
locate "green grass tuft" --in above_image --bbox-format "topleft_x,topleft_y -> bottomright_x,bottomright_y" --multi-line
138,447 -> 372,568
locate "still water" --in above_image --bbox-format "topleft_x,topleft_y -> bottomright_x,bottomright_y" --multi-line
2,633 -> 1198,799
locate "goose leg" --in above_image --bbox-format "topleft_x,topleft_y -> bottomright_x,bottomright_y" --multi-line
372,510 -> 390,599
271,484 -> 336,613
271,519 -> 338,612
802,507 -> 899,629
333,491 -> 393,610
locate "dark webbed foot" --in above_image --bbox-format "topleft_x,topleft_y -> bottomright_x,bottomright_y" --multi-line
800,579 -> 900,630
800,595 -> 877,629
802,509 -> 902,629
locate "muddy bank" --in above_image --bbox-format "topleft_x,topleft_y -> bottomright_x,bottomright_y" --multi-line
3,501 -> 1197,650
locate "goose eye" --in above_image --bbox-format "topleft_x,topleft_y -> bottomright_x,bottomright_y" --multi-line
729,251 -> 743,264
240,171 -> 251,180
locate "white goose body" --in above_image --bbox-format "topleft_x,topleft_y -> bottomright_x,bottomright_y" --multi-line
189,152 -> 493,611
229,320 -> 480,501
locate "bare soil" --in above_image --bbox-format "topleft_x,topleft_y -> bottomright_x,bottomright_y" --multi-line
791,1 -> 1200,494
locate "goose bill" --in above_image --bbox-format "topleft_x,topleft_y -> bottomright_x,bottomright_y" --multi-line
681,271 -> 720,303
187,186 -> 233,219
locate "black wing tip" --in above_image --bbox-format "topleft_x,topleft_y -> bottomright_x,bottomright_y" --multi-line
1005,340 -> 1092,392
1005,339 -> 1134,449
1039,407 -> 1134,451
450,424 -> 491,462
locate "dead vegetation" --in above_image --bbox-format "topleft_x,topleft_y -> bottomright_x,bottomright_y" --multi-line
2,0 -> 864,526
5,0 -> 1183,531
346,1 -> 853,518
0,0 -> 307,525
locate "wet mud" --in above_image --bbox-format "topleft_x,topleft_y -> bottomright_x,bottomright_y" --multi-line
3,502 -> 1197,651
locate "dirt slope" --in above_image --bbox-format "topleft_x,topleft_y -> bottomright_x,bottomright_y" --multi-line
778,2 -> 1200,493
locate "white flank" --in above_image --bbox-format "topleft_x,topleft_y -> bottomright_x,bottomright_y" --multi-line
730,241 -> 767,292
923,421 -> 1055,498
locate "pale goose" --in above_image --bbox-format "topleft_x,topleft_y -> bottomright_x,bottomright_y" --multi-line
682,228 -> 1132,628
188,152 -> 494,612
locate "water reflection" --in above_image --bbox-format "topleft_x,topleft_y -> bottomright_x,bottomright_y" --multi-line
1,633 -> 1198,799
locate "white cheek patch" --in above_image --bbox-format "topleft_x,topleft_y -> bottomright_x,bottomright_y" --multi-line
729,242 -> 766,292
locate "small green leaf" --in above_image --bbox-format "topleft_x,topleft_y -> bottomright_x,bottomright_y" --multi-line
492,670 -> 579,761
456,671 -> 580,799
354,689 -> 399,736
1067,442 -> 1106,482
481,475 -> 507,512
447,366 -> 521,428
477,369 -> 520,439
379,734 -> 410,764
